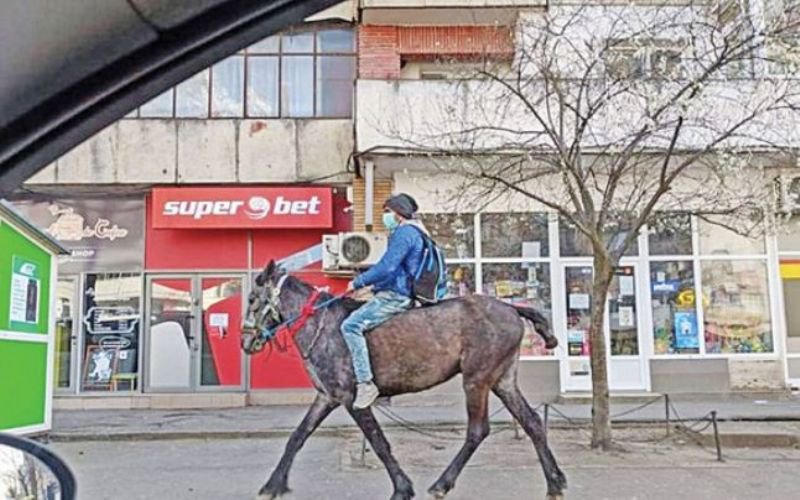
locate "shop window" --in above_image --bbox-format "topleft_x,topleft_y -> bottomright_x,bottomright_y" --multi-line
482,263 -> 553,356
650,261 -> 700,354
419,213 -> 475,259
698,218 -> 765,255
81,273 -> 142,392
446,264 -> 475,298
648,213 -> 693,256
481,213 -> 549,258
559,217 -> 638,257
701,260 -> 773,353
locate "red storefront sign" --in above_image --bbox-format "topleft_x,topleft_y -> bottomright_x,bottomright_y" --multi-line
151,187 -> 333,229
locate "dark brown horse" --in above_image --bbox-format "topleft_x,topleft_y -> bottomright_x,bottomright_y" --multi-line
241,260 -> 566,499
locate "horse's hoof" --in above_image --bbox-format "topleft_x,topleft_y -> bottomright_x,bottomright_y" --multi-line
427,490 -> 447,499
257,489 -> 291,500
546,494 -> 565,500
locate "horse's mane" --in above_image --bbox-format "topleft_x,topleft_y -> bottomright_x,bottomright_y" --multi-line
284,275 -> 366,313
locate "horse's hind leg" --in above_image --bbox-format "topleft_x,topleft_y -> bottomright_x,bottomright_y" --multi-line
492,370 -> 567,499
258,393 -> 338,499
348,408 -> 415,500
428,382 -> 491,498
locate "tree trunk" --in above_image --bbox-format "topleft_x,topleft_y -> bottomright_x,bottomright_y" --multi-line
589,253 -> 615,450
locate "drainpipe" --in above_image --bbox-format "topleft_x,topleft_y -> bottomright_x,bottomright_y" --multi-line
365,160 -> 374,232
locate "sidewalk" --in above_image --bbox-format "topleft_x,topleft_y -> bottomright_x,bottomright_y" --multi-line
50,392 -> 800,442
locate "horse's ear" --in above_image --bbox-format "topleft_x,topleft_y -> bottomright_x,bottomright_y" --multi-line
255,260 -> 276,286
264,259 -> 276,277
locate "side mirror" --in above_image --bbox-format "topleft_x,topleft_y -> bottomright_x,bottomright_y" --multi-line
0,433 -> 76,500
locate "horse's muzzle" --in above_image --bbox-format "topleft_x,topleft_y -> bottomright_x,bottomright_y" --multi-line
241,328 -> 265,354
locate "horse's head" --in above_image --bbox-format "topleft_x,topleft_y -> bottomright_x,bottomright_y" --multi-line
241,259 -> 287,354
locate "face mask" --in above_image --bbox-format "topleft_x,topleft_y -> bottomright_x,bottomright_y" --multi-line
382,212 -> 399,231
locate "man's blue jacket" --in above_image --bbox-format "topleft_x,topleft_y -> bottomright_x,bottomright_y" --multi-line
352,222 -> 426,297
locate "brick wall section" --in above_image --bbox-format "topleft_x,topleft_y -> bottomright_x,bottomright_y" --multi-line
359,25 -> 514,78
398,26 -> 514,58
352,177 -> 394,231
359,25 -> 401,79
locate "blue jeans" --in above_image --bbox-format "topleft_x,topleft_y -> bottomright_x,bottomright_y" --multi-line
341,291 -> 411,383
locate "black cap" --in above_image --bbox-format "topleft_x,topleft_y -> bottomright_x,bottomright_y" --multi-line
384,193 -> 418,219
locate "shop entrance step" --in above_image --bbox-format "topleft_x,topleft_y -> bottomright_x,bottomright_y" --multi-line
556,392 -> 664,405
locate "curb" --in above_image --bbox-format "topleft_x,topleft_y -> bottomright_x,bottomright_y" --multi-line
46,420 -> 800,448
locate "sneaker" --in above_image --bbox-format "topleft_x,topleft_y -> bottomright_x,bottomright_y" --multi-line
353,381 -> 380,409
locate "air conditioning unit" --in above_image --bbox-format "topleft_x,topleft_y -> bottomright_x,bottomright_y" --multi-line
322,232 -> 388,270
776,174 -> 800,213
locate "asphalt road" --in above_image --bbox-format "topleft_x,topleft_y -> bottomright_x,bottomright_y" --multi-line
52,427 -> 800,500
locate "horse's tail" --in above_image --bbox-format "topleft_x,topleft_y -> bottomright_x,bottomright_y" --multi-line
514,306 -> 558,349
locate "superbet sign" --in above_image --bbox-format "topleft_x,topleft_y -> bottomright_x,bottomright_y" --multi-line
151,187 -> 333,229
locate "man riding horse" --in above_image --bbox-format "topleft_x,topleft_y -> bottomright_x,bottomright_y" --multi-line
240,198 -> 566,499
343,193 -> 428,409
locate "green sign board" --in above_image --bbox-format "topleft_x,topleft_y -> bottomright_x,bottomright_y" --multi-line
1,222 -> 51,335
0,214 -> 60,434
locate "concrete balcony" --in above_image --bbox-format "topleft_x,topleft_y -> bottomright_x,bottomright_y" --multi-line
25,119 -> 353,186
360,0 -> 547,25
356,78 -> 800,156
357,78 -> 536,154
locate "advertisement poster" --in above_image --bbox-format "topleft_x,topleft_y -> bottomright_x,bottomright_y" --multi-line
619,275 -> 635,297
569,293 -> 590,310
9,256 -> 40,328
618,306 -> 635,327
673,311 -> 699,349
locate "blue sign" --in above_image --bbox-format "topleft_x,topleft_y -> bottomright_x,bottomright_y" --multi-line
652,280 -> 680,294
673,311 -> 699,349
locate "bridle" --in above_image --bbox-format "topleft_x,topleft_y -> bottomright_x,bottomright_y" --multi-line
245,274 -> 347,356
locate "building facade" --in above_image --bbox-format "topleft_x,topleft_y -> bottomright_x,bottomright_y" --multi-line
11,0 -> 800,409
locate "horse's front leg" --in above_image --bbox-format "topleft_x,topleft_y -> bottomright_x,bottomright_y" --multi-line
258,393 -> 339,499
348,407 -> 415,500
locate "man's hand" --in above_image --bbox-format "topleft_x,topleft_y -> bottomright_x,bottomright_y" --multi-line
346,280 -> 356,293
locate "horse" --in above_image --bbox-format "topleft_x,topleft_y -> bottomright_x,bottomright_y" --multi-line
241,260 -> 567,500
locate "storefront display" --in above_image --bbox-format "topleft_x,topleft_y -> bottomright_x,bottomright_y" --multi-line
483,263 -> 553,356
81,273 -> 142,391
446,265 -> 474,298
702,260 -> 772,353
650,260 -> 699,354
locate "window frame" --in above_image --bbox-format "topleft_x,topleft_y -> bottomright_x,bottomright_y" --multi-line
126,24 -> 357,120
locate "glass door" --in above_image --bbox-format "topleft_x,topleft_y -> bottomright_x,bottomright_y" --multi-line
198,277 -> 244,390
562,264 -> 648,391
146,277 -> 195,391
54,277 -> 79,392
145,275 -> 245,392
563,265 -> 593,391
608,265 -> 647,390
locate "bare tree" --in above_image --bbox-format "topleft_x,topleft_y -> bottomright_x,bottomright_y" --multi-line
368,0 -> 800,449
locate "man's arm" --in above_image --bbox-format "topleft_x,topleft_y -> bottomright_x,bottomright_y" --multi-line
353,227 -> 415,289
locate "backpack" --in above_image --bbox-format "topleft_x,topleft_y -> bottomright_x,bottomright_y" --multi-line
407,226 -> 448,305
